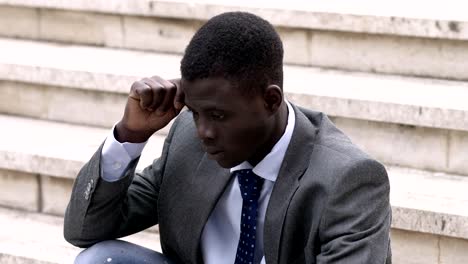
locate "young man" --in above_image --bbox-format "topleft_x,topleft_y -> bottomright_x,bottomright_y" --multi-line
64,12 -> 392,264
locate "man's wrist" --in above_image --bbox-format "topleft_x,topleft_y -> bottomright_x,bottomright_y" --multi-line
115,122 -> 153,143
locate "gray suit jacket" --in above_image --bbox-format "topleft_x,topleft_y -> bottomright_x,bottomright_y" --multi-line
64,104 -> 392,264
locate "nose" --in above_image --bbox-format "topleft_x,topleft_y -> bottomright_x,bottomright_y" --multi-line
196,118 -> 216,141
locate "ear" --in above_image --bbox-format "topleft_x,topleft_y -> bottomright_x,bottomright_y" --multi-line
262,85 -> 283,114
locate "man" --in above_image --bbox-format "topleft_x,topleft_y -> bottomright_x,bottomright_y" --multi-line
64,12 -> 392,263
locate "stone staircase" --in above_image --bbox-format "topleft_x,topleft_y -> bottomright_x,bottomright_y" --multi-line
0,1 -> 467,263
0,207 -> 161,263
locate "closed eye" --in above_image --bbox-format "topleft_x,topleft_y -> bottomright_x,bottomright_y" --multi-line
210,111 -> 225,121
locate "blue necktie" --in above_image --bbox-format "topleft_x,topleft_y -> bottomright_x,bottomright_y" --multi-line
234,169 -> 265,264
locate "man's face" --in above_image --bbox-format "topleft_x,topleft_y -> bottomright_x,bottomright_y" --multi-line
182,77 -> 273,168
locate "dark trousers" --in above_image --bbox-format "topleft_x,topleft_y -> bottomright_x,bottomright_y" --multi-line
74,240 -> 175,264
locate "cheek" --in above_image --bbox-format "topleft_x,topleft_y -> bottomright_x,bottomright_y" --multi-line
221,121 -> 267,152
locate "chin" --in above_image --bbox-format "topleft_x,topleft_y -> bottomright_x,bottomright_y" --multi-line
213,156 -> 242,169
215,161 -> 234,169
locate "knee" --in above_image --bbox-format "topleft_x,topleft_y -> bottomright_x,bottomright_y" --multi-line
74,240 -> 120,264
74,240 -> 173,264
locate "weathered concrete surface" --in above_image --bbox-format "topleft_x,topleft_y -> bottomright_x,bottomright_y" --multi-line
0,81 -> 127,128
391,229 -> 468,264
1,206 -> 468,264
0,207 -> 161,264
0,115 -> 165,179
391,229 -> 439,264
1,115 -> 468,240
333,117 -> 449,173
1,0 -> 468,40
1,38 -> 467,132
390,166 -> 468,239
41,176 -> 74,216
123,16 -> 202,54
0,5 -> 38,39
308,31 -> 468,80
2,3 -> 468,79
0,169 -> 39,211
40,9 -> 123,47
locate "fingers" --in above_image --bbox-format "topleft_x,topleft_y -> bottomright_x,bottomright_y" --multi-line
130,81 -> 154,110
130,76 -> 181,115
150,76 -> 178,115
169,78 -> 185,112
142,77 -> 165,111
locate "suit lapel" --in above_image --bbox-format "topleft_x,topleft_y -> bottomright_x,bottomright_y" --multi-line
185,154 -> 232,264
263,105 -> 319,264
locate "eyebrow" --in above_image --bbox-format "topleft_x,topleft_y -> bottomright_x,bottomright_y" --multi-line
185,102 -> 224,112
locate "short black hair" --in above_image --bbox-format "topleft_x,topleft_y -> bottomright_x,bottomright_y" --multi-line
180,12 -> 284,94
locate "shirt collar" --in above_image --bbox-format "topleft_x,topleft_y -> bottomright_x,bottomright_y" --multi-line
230,101 -> 296,182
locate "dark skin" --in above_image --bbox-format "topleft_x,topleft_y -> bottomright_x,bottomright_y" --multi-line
116,75 -> 288,168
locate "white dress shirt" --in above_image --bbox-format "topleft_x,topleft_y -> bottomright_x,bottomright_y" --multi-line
101,101 -> 296,264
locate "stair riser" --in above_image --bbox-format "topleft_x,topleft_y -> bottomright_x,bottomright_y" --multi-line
0,81 -> 173,134
0,169 -> 158,231
332,117 -> 468,177
0,169 -> 40,212
2,5 -> 468,80
0,170 -> 72,218
391,229 -> 468,264
1,81 -> 126,128
0,170 -> 73,217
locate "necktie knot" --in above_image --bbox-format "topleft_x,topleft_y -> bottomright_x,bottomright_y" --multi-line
235,169 -> 264,201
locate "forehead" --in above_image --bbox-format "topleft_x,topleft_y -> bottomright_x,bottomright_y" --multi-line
182,77 -> 248,108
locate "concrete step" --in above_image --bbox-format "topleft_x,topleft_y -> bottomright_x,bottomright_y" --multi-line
1,169 -> 468,263
0,114 -> 468,246
0,38 -> 466,131
1,38 -> 467,176
388,166 -> 468,239
0,206 -> 467,264
0,115 -> 165,215
1,0 -> 468,80
0,206 -> 161,264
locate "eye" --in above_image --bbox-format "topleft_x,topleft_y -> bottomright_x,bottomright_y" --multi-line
210,112 -> 225,121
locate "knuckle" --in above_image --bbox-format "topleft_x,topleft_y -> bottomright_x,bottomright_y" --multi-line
140,87 -> 153,97
131,80 -> 145,91
150,75 -> 164,82
142,77 -> 154,83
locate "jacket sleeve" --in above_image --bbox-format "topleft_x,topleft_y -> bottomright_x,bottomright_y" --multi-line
316,158 -> 392,264
63,115 -> 182,248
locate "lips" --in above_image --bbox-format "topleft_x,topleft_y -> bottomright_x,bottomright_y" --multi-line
204,146 -> 223,155
206,149 -> 223,155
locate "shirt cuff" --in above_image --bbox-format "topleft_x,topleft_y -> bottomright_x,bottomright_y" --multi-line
101,125 -> 148,182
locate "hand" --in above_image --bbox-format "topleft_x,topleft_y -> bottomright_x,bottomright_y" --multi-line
115,76 -> 184,143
